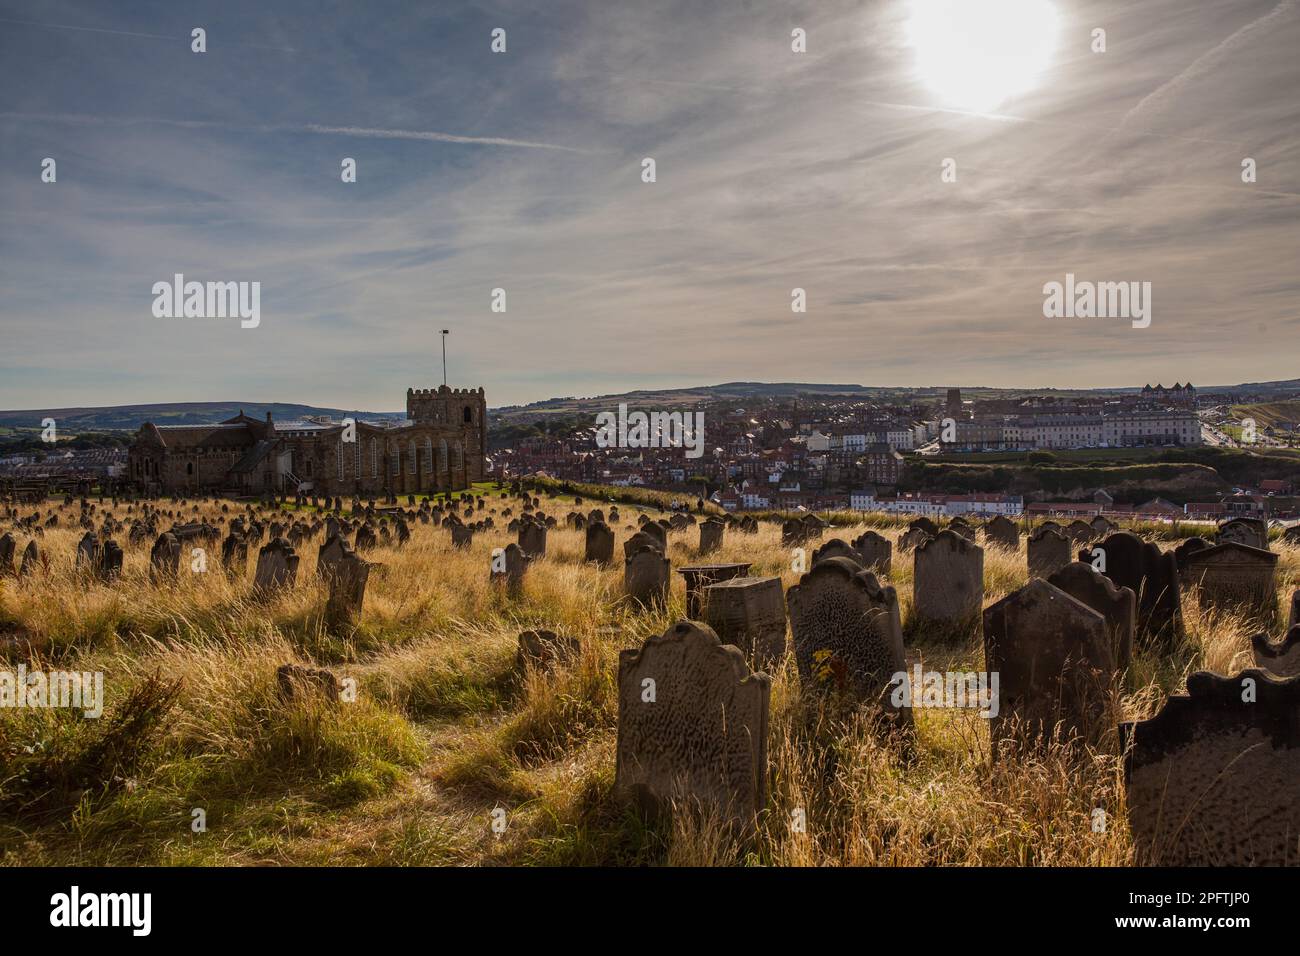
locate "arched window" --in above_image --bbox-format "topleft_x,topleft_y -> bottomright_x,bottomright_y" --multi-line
463,406 -> 472,424
390,443 -> 401,476
452,441 -> 463,471
424,437 -> 433,472
408,441 -> 417,474
438,439 -> 448,474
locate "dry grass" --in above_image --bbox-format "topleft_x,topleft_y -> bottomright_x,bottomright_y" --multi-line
0,492 -> 1294,866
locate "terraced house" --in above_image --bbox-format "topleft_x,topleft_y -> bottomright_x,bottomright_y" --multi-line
127,385 -> 487,496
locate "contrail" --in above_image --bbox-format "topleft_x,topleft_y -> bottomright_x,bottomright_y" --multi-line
0,112 -> 593,153
1120,0 -> 1298,128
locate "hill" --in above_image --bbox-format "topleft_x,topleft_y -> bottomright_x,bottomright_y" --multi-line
0,402 -> 405,435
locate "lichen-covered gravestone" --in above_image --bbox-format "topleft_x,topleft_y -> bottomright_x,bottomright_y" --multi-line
911,530 -> 984,638
1027,525 -> 1071,579
1048,561 -> 1136,670
703,576 -> 787,669
984,579 -> 1116,753
1121,669 -> 1300,865
787,557 -> 910,727
615,621 -> 770,830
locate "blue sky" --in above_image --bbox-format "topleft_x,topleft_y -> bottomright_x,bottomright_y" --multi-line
1,0 -> 1297,411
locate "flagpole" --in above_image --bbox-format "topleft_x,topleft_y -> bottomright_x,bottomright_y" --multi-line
441,329 -> 449,386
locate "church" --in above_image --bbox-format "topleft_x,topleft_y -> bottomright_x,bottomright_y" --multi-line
127,385 -> 487,496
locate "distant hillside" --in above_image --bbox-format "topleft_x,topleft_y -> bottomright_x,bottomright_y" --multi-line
0,402 -> 405,434
1230,400 -> 1300,429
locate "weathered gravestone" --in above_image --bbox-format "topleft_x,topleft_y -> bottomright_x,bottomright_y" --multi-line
584,520 -> 614,565
984,579 -> 1116,753
703,576 -> 787,670
254,538 -> 300,592
490,543 -> 528,593
787,557 -> 910,728
1173,536 -> 1211,568
1179,542 -> 1278,625
1027,525 -> 1072,579
947,518 -> 976,542
625,546 -> 671,608
897,526 -> 931,553
615,621 -> 770,830
623,530 -> 663,560
1216,517 -> 1268,551
851,530 -> 892,575
276,663 -> 341,704
640,520 -> 668,552
811,538 -> 864,568
911,530 -> 984,637
1048,562 -> 1136,670
698,518 -> 725,556
1252,625 -> 1300,679
983,516 -> 1020,552
1087,532 -> 1183,645
1121,669 -> 1300,865
676,563 -> 751,618
150,532 -> 182,580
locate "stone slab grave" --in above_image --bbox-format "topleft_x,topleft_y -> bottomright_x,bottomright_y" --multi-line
983,515 -> 1019,552
1086,532 -> 1183,646
1252,625 -> 1300,678
1121,669 -> 1300,866
911,530 -> 984,638
1048,561 -> 1137,670
851,530 -> 892,575
625,546 -> 671,608
703,576 -> 787,670
1179,542 -> 1278,626
254,538 -> 300,592
615,620 -> 770,831
1027,525 -> 1071,579
676,563 -> 752,619
787,557 -> 911,728
984,579 -> 1117,753
585,520 -> 614,565
1216,516 -> 1268,551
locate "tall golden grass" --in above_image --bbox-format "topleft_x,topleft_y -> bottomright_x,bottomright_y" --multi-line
0,494 -> 1294,866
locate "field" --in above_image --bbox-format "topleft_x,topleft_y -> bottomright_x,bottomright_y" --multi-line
1,489 -> 1296,866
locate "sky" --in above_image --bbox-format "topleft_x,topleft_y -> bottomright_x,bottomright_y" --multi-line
1,0 -> 1298,411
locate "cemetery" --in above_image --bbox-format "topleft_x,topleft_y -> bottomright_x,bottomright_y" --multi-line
0,484 -> 1297,867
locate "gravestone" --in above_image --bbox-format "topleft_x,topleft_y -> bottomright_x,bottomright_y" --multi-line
1048,562 -> 1137,670
76,531 -> 99,570
912,530 -> 984,637
615,621 -> 770,830
897,526 -> 931,553
787,557 -> 910,727
19,540 -> 38,576
625,546 -> 671,608
150,532 -> 182,580
1027,526 -> 1071,579
1090,516 -> 1117,537
354,524 -> 377,552
254,538 -> 300,592
317,534 -> 350,579
703,576 -> 787,669
1216,517 -> 1268,551
1291,589 -> 1299,631
948,518 -> 976,542
451,523 -> 474,548
1121,669 -> 1300,865
585,520 -> 614,565
276,664 -> 341,704
1173,536 -> 1211,568
811,538 -> 864,568
984,516 -> 1019,552
698,518 -> 725,556
1179,542 -> 1278,625
908,517 -> 939,537
324,541 -> 369,629
0,533 -> 14,576
1087,532 -> 1184,645
851,530 -> 892,575
1252,625 -> 1300,679
984,579 -> 1116,752
641,521 -> 668,551
97,540 -> 124,581
676,563 -> 751,618
1066,520 -> 1096,547
623,530 -> 663,559
490,543 -> 528,592
221,532 -> 247,573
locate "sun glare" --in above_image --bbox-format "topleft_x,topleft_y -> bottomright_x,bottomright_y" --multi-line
906,0 -> 1060,113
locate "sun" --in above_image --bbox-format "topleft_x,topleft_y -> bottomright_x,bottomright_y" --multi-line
906,0 -> 1060,113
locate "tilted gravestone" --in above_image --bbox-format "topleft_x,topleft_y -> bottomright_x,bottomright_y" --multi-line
615,621 -> 770,830
625,546 -> 671,608
1121,669 -> 1300,865
912,530 -> 984,637
317,534 -> 350,579
1048,562 -> 1137,670
703,576 -> 787,670
1252,625 -> 1300,679
676,563 -> 751,619
787,557 -> 911,728
984,579 -> 1116,753
1027,525 -> 1071,579
640,520 -> 668,552
1087,532 -> 1183,646
851,530 -> 892,575
254,538 -> 300,592
698,518 -> 725,556
1216,517 -> 1268,551
983,516 -> 1019,552
623,530 -> 663,560
585,520 -> 614,565
1178,542 -> 1278,626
